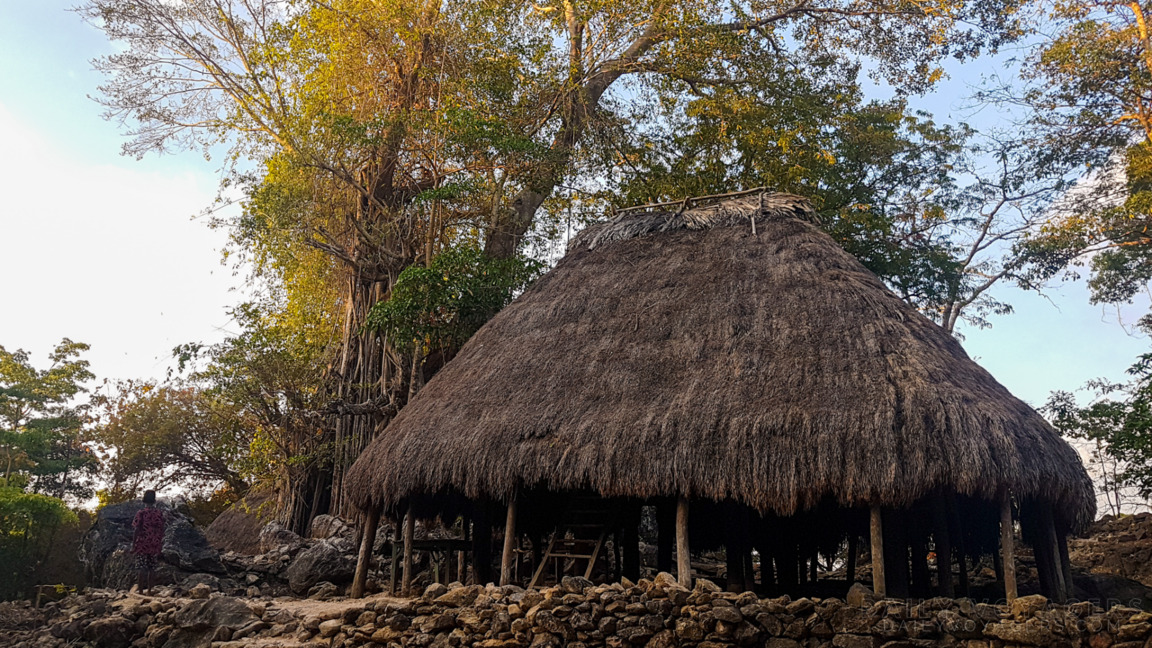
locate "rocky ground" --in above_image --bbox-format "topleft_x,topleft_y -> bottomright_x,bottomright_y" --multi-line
1069,513 -> 1152,589
7,505 -> 1152,648
80,501 -> 400,600
4,574 -> 1152,648
0,583 -> 399,648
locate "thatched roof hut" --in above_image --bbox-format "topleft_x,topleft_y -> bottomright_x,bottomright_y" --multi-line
345,191 -> 1094,600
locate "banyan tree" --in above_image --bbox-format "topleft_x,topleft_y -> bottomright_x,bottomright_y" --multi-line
344,191 -> 1095,602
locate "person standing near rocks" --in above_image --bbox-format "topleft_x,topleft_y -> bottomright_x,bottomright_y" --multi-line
132,490 -> 165,595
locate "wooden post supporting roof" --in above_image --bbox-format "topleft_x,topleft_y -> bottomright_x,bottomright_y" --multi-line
946,495 -> 970,596
657,502 -> 674,574
351,507 -> 380,598
1037,504 -> 1068,603
676,497 -> 692,588
758,526 -> 776,590
725,502 -> 744,592
388,525 -> 400,594
472,507 -> 493,585
775,522 -> 798,590
623,504 -> 641,582
402,504 -> 415,596
1051,509 -> 1069,602
932,498 -> 953,597
870,505 -> 886,597
846,533 -> 858,585
500,493 -> 518,586
742,548 -> 755,593
1000,489 -> 1017,602
1057,528 -> 1074,601
909,530 -> 930,597
882,509 -> 909,598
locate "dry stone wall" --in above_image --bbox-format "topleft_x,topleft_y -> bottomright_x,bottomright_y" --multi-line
4,573 -> 1152,648
1069,512 -> 1152,589
320,575 -> 1151,648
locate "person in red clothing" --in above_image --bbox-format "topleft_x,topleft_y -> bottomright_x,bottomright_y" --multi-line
131,490 -> 165,595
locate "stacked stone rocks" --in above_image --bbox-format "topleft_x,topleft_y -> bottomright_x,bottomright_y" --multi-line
1069,512 -> 1152,588
298,574 -> 1152,648
4,574 -> 1152,648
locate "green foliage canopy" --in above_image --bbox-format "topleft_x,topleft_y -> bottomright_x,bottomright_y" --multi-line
1046,353 -> 1152,507
367,247 -> 544,353
0,485 -> 78,599
0,340 -> 96,501
1008,0 -> 1152,305
603,61 -> 1041,332
90,381 -> 252,494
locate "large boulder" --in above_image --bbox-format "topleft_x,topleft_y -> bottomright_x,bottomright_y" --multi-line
310,514 -> 354,541
82,616 -> 139,648
170,595 -> 258,630
1073,571 -> 1152,609
166,513 -> 227,574
258,521 -> 306,554
163,596 -> 259,648
285,539 -> 357,594
204,492 -> 274,555
80,501 -> 225,589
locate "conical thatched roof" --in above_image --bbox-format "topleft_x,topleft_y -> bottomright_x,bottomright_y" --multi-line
346,192 -> 1094,528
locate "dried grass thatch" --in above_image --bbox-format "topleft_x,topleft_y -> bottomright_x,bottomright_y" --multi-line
346,192 -> 1095,529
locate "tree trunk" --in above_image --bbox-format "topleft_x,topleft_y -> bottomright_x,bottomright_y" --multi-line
328,275 -> 399,519
482,26 -> 660,259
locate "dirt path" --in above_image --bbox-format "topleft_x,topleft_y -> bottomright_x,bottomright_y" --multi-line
273,592 -> 405,620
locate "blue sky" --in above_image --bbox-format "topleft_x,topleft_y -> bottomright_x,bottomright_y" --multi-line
0,1 -> 1148,411
0,1 -> 244,387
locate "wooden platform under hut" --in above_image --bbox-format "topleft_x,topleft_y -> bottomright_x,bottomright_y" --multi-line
343,191 -> 1095,602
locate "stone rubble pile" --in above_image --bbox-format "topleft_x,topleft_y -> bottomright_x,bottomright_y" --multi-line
297,576 -> 1152,648
83,502 -> 386,600
4,573 -> 1152,648
80,502 -> 227,591
1069,512 -> 1152,589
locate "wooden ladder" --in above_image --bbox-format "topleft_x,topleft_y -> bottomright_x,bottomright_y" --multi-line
528,497 -> 611,588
